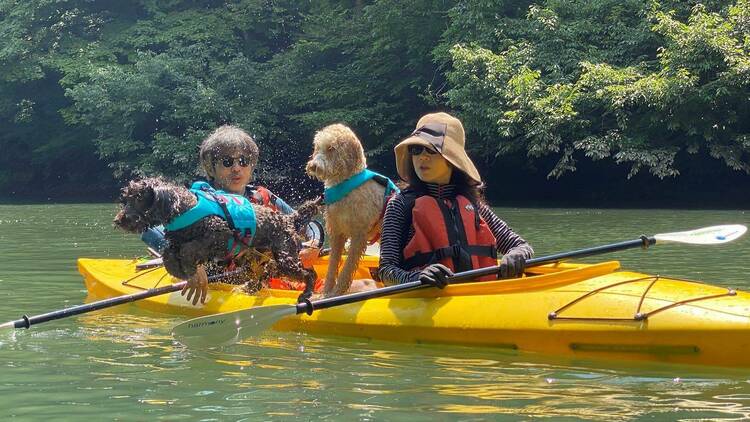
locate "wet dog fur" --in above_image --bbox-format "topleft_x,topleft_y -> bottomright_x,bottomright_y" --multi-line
114,177 -> 320,301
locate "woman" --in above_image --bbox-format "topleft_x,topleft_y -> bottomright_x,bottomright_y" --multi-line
178,125 -> 322,304
378,112 -> 533,287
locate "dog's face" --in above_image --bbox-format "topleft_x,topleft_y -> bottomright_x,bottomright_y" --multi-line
306,124 -> 367,182
114,178 -> 174,233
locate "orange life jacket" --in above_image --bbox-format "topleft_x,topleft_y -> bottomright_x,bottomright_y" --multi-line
402,193 -> 498,281
247,186 -> 277,212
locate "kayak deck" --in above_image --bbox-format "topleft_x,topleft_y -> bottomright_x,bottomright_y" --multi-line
78,257 -> 750,368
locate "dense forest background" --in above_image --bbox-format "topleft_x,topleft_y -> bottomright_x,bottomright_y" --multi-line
1,0 -> 749,207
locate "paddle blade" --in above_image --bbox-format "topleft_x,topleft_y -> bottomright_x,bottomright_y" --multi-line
171,304 -> 297,348
654,224 -> 747,245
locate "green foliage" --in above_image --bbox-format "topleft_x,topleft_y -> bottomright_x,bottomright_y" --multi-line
1,0 -> 749,200
255,1 -> 454,150
445,0 -> 749,178
1,0 -> 453,189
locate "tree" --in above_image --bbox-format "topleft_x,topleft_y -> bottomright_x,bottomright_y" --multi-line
2,0 -> 749,203
443,0 -> 749,178
0,0 -> 117,197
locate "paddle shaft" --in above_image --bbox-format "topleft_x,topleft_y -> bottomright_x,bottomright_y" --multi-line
295,236 -> 655,315
1,271 -> 239,330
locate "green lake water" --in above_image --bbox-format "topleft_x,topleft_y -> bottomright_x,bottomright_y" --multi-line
1,203 -> 749,421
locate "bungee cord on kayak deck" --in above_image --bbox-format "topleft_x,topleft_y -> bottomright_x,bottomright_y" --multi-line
548,274 -> 737,322
121,265 -> 171,290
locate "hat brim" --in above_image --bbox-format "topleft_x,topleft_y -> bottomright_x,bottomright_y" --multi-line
395,136 -> 482,185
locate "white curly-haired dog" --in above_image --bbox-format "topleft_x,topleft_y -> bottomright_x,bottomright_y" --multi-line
306,124 -> 397,297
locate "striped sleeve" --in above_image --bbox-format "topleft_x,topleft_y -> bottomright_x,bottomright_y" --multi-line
377,194 -> 421,285
478,204 -> 534,259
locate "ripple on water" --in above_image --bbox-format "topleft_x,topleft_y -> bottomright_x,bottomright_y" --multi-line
3,204 -> 750,420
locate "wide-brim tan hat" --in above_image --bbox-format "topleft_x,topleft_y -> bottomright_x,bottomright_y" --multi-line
395,112 -> 482,185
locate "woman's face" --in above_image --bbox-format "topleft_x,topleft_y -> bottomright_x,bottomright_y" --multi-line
213,151 -> 254,194
411,145 -> 453,184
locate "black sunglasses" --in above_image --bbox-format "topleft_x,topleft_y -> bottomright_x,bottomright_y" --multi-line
220,156 -> 251,168
407,145 -> 438,156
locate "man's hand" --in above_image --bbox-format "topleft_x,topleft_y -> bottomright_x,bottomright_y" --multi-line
181,265 -> 208,305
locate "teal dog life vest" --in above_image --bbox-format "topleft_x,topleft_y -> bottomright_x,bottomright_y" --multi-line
323,169 -> 399,205
165,181 -> 257,255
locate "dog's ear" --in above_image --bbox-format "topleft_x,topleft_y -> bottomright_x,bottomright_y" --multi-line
131,180 -> 156,212
149,184 -> 174,223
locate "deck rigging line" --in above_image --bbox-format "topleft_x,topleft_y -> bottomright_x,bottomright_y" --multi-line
548,275 -> 736,322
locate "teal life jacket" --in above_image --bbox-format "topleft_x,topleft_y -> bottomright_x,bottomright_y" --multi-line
323,169 -> 399,205
165,181 -> 257,256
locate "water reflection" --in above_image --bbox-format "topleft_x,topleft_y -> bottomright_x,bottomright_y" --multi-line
152,333 -> 750,420
4,305 -> 750,420
2,204 -> 750,420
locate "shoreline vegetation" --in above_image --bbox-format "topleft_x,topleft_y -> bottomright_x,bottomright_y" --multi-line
2,1 -> 749,207
2,172 -> 748,210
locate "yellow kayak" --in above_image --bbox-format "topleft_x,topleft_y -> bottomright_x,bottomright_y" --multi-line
77,255 -> 750,368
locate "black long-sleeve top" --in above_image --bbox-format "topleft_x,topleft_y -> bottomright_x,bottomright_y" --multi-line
377,183 -> 533,285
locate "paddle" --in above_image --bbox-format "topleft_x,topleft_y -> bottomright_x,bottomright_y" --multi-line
171,224 -> 747,348
0,270 -> 242,331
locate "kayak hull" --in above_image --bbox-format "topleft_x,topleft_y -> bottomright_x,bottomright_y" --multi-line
78,257 -> 750,368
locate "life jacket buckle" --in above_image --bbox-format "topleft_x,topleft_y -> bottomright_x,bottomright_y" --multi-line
450,244 -> 462,259
436,244 -> 461,260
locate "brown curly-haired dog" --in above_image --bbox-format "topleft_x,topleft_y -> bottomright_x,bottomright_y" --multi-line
306,124 -> 390,297
113,177 -> 320,301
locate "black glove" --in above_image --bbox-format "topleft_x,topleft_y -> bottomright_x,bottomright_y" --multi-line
498,249 -> 526,279
418,263 -> 454,288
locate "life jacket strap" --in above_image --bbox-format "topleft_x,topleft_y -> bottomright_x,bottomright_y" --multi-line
201,187 -> 256,261
403,244 -> 497,270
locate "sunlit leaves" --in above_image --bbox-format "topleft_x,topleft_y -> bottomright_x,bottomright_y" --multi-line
2,0 -> 750,196
445,0 -> 750,178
